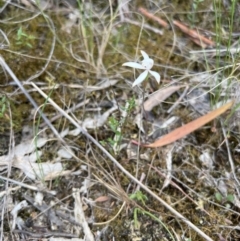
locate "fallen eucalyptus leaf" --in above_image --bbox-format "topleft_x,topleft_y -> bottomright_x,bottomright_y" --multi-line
142,101 -> 233,148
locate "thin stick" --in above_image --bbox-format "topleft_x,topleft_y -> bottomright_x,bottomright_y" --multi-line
31,82 -> 214,241
0,175 -> 56,195
167,85 -> 189,113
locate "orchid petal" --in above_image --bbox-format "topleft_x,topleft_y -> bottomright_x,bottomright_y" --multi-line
141,58 -> 153,70
149,70 -> 161,83
122,62 -> 145,69
132,70 -> 148,87
140,50 -> 149,60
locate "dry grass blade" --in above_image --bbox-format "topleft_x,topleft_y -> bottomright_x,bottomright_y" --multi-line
143,101 -> 233,148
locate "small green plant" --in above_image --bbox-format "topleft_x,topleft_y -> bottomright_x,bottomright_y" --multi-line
101,97 -> 136,154
16,26 -> 35,48
215,192 -> 235,204
129,190 -> 148,205
215,192 -> 222,202
0,95 -> 7,118
129,190 -> 148,229
129,190 -> 175,240
122,97 -> 136,112
107,116 -> 122,145
188,0 -> 205,27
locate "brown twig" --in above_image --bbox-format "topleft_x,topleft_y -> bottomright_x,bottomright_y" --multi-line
138,7 -> 169,28
173,20 -> 215,47
138,7 -> 215,48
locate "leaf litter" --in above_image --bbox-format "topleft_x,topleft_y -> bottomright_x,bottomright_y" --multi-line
1,1 -> 240,240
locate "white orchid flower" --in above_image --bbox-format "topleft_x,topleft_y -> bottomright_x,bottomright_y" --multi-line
122,50 -> 160,87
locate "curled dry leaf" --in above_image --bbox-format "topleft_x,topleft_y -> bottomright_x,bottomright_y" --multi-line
142,101 -> 233,148
199,150 -> 214,169
161,145 -> 174,190
94,196 -> 110,203
34,192 -> 44,206
13,138 -> 47,157
0,137 -> 66,180
72,188 -> 95,241
144,85 -> 185,112
58,148 -> 74,159
82,104 -> 118,129
11,200 -> 28,230
15,158 -> 63,180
